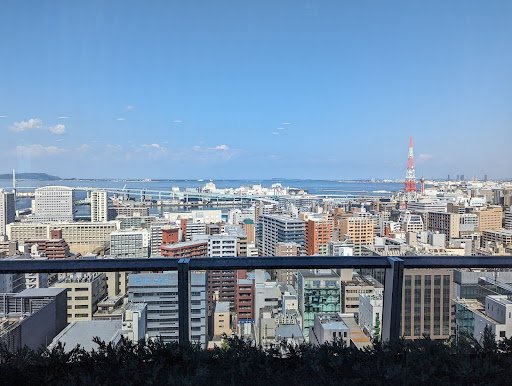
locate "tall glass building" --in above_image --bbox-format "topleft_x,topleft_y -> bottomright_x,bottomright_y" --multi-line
297,269 -> 341,338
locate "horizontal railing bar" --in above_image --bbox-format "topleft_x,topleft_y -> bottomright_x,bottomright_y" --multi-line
0,258 -> 181,273
186,256 -> 391,270
0,255 -> 511,273
402,256 -> 512,269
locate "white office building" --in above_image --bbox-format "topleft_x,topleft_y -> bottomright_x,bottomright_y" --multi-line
358,293 -> 383,340
128,272 -> 207,347
455,295 -> 512,342
33,186 -> 75,222
208,234 -> 237,257
110,229 -> 150,258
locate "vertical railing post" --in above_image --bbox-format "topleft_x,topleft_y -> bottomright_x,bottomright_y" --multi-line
178,258 -> 190,345
382,256 -> 404,342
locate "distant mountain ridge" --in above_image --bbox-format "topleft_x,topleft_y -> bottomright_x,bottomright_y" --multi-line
0,172 -> 61,180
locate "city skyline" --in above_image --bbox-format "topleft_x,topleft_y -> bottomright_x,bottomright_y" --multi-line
1,1 -> 511,179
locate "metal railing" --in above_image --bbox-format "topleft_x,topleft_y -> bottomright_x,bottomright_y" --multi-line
2,255 -> 512,344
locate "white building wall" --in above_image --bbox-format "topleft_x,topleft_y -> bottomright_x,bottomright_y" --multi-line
91,191 -> 108,222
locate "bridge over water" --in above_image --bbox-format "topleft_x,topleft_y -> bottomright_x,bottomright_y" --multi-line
14,186 -> 393,204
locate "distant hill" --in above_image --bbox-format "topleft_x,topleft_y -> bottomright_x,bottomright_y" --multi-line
0,172 -> 61,180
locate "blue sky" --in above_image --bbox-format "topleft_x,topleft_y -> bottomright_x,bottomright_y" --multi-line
0,0 -> 511,179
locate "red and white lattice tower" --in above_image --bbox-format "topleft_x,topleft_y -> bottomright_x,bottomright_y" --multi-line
404,136 -> 417,195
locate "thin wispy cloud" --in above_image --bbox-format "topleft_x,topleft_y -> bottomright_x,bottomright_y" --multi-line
13,144 -> 65,157
57,116 -> 70,119
281,122 -> 291,125
0,115 -> 7,118
142,143 -> 166,150
210,144 -> 230,151
139,143 -> 169,160
173,119 -> 183,123
125,105 -> 135,111
192,144 -> 242,162
417,153 -> 433,163
106,144 -> 123,151
272,132 -> 280,135
276,127 -> 286,130
116,118 -> 126,121
76,144 -> 92,153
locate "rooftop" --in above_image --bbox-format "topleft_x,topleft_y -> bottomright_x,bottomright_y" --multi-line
14,287 -> 66,298
214,302 -> 230,313
316,314 -> 348,331
275,324 -> 304,340
49,320 -> 122,353
160,240 -> 207,249
299,269 -> 339,279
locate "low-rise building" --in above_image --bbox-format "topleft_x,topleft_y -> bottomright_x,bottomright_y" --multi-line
358,293 -> 383,340
0,288 -> 67,352
309,313 -> 350,346
455,295 -> 512,342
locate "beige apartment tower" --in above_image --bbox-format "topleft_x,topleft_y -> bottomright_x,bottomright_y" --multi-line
55,273 -> 107,323
340,216 -> 374,255
477,206 -> 503,232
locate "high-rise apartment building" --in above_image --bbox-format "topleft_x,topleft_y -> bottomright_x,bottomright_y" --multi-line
206,234 -> 238,312
305,216 -> 332,255
33,186 -> 75,222
427,212 -> 460,241
0,189 -> 15,237
90,190 -> 108,222
257,214 -> 304,256
340,216 -> 374,255
235,270 -> 255,326
401,269 -> 453,340
128,272 -> 207,347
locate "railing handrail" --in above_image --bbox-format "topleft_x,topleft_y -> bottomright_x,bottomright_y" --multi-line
1,255 -> 511,273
